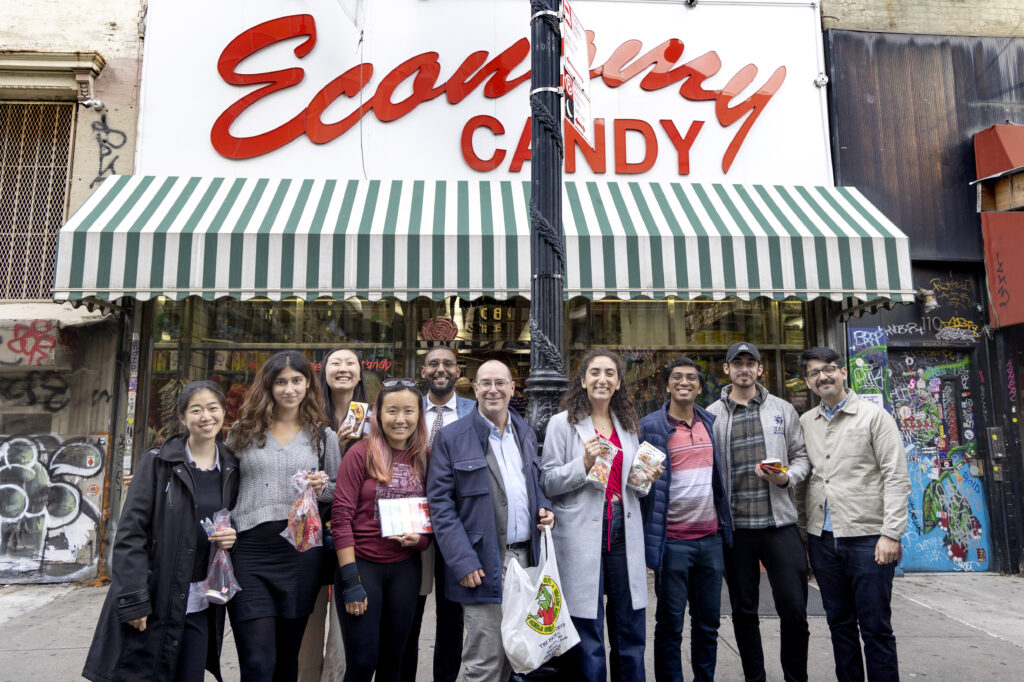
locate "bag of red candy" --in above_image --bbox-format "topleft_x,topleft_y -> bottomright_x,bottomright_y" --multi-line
279,470 -> 323,552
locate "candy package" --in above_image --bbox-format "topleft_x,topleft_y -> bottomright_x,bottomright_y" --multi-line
626,441 -> 667,495
341,402 -> 369,438
280,470 -> 323,551
198,508 -> 241,605
585,437 -> 619,488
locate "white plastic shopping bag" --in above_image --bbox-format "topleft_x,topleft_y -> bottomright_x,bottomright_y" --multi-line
500,527 -> 581,674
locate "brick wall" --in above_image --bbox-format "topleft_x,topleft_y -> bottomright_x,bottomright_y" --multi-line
822,0 -> 1024,37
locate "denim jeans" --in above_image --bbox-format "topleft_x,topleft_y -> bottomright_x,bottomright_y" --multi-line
564,501 -> 646,682
653,534 -> 724,682
807,532 -> 899,682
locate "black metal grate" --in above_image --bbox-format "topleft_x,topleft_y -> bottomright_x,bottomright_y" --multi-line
0,102 -> 75,300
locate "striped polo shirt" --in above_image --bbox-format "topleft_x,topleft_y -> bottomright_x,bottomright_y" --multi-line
665,413 -> 719,540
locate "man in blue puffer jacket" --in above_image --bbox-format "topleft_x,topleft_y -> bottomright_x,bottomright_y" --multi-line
640,357 -> 733,682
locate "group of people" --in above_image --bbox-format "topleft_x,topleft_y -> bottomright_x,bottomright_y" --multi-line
83,340 -> 911,682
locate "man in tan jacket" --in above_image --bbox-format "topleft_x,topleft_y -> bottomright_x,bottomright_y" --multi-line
798,347 -> 910,682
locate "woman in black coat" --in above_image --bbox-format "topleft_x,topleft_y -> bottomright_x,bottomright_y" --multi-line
83,381 -> 239,682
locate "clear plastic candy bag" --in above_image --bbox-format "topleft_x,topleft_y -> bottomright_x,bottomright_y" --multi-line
198,508 -> 242,605
280,470 -> 323,552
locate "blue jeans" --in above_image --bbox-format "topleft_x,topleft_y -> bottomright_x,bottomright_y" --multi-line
653,534 -> 724,682
564,501 -> 646,682
807,532 -> 899,682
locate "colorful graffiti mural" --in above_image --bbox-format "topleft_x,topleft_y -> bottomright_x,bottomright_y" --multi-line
889,351 -> 990,571
0,433 -> 106,582
848,326 -> 890,411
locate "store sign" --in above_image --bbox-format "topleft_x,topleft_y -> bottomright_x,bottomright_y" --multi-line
462,304 -> 527,338
562,0 -> 593,147
138,0 -> 831,184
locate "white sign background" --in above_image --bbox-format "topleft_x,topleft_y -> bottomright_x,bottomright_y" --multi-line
137,0 -> 832,184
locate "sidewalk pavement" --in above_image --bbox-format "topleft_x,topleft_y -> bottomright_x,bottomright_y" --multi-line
2,572 -> 1023,681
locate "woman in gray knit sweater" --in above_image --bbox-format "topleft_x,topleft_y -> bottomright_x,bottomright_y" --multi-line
226,351 -> 341,682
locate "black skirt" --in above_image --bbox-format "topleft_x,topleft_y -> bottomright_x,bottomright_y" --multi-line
227,520 -> 324,623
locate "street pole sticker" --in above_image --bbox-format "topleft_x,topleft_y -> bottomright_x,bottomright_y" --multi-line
562,0 -> 593,147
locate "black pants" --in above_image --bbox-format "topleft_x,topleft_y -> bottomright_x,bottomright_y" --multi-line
175,607 -> 219,682
400,551 -> 464,682
337,555 -> 421,682
233,614 -> 310,682
724,524 -> 810,682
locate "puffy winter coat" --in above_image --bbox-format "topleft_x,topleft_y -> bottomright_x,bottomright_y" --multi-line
83,433 -> 238,682
639,402 -> 733,573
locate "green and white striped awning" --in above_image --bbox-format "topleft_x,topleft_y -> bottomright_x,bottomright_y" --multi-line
53,176 -> 914,303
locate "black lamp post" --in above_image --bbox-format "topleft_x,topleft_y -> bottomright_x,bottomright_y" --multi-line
525,0 -> 568,439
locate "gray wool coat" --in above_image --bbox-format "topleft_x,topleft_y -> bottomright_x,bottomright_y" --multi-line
540,410 -> 649,620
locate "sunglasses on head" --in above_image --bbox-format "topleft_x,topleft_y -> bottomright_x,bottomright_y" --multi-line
382,378 -> 418,389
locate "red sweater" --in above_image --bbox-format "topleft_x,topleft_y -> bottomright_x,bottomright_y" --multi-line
332,440 -> 430,563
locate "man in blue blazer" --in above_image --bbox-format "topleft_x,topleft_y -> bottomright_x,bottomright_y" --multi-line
403,346 -> 476,682
427,360 -> 554,682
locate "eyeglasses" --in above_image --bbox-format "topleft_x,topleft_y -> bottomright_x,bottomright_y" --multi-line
806,365 -> 841,380
425,359 -> 457,369
476,378 -> 512,389
382,378 -> 418,389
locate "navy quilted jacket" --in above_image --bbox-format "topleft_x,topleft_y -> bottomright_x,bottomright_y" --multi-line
640,401 -> 734,572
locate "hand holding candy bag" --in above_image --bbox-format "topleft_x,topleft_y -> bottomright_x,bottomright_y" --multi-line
198,509 -> 242,605
280,470 -> 324,552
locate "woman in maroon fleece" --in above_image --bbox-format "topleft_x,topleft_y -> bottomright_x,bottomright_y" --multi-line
331,379 -> 431,682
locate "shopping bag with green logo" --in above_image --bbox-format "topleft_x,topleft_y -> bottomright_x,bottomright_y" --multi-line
500,526 -> 580,673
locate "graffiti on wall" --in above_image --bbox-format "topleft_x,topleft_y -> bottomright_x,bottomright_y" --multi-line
848,326 -> 889,410
0,320 -> 75,367
0,434 -> 106,581
890,350 -> 990,571
89,114 -> 128,189
0,371 -> 70,413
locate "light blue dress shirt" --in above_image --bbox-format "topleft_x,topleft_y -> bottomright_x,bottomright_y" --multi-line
481,409 -> 532,544
820,391 -> 851,532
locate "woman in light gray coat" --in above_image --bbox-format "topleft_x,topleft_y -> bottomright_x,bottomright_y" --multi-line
541,350 -> 661,682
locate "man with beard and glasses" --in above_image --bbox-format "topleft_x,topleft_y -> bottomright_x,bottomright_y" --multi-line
401,347 -> 475,682
798,347 -> 910,682
706,342 -> 811,682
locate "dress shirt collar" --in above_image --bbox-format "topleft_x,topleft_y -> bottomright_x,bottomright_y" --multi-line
427,391 -> 459,414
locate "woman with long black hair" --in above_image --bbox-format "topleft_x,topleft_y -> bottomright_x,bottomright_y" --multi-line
298,347 -> 370,682
84,380 -> 239,682
227,351 -> 341,682
332,379 -> 431,682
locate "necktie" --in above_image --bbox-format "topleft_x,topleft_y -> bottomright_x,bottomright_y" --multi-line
429,406 -> 447,447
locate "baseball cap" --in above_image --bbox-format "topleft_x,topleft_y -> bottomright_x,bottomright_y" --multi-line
726,341 -> 760,364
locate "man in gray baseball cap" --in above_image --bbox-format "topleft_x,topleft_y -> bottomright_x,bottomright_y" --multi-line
707,341 -> 811,681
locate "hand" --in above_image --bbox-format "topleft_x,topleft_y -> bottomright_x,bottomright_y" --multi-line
309,470 -> 327,496
755,463 -> 789,486
387,533 -> 420,548
583,436 -> 602,472
209,527 -> 237,550
127,616 -> 147,631
123,474 -> 134,486
337,421 -> 358,440
644,463 -> 665,483
537,508 -> 554,530
345,597 -> 368,616
459,568 -> 485,588
875,535 -> 901,565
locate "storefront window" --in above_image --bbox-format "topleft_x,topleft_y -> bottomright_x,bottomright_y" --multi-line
145,295 -> 814,446
567,298 -> 813,414
147,298 -> 402,446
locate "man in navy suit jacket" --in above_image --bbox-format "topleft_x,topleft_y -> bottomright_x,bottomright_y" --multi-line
428,360 -> 553,682
402,347 -> 476,682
